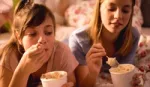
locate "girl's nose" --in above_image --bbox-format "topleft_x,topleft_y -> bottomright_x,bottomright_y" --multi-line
38,36 -> 46,44
114,9 -> 122,19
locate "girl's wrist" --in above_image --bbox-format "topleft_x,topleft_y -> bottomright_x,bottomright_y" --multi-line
15,66 -> 31,76
88,70 -> 99,78
14,69 -> 30,78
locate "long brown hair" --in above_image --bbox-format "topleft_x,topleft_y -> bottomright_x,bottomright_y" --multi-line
0,0 -> 56,77
87,0 -> 136,56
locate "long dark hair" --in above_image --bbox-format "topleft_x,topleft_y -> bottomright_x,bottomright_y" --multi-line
0,0 -> 56,80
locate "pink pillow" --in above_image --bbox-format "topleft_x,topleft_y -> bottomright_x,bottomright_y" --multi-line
0,0 -> 13,13
65,1 -> 95,28
132,0 -> 143,33
134,35 -> 150,87
135,35 -> 150,72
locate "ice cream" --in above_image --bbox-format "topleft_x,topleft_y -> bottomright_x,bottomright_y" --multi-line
109,64 -> 134,74
41,71 -> 65,80
106,57 -> 119,67
40,71 -> 67,87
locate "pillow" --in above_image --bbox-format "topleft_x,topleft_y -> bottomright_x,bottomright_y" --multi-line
0,0 -> 13,13
135,35 -> 150,72
65,1 -> 95,27
46,0 -> 75,25
132,0 -> 143,33
134,34 -> 150,87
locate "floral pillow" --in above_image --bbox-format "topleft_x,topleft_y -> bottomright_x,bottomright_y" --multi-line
65,0 -> 95,28
132,0 -> 143,33
134,35 -> 150,87
135,35 -> 150,72
65,0 -> 143,32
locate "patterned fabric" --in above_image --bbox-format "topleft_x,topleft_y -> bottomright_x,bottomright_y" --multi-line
65,0 -> 143,32
65,1 -> 95,27
134,35 -> 150,87
135,35 -> 150,72
132,0 -> 143,33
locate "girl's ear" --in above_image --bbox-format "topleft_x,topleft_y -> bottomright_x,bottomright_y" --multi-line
15,31 -> 22,45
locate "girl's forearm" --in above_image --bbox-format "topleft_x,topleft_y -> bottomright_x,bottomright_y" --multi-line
79,72 -> 98,87
9,68 -> 30,87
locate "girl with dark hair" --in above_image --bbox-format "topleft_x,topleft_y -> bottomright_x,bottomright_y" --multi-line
0,0 -> 78,87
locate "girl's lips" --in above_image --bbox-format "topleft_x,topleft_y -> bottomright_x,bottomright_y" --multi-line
111,22 -> 123,27
111,20 -> 123,25
110,23 -> 123,28
112,22 -> 123,25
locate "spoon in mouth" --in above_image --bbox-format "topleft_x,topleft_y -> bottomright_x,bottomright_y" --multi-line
106,56 -> 119,68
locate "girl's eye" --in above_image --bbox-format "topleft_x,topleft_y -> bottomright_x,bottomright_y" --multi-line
27,33 -> 37,37
45,32 -> 52,35
108,7 -> 116,11
122,9 -> 130,14
108,8 -> 116,11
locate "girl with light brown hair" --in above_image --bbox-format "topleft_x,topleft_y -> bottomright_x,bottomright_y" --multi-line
69,0 -> 139,87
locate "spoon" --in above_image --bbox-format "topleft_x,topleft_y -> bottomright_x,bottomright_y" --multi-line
106,56 -> 119,68
95,26 -> 119,68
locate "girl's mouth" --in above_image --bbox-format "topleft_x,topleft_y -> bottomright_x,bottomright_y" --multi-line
112,22 -> 122,25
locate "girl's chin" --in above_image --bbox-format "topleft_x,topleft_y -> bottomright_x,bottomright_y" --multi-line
109,29 -> 122,34
109,27 -> 122,33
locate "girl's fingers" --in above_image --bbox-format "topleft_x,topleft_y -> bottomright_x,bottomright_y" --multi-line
26,44 -> 39,54
27,43 -> 46,56
92,43 -> 103,49
91,47 -> 105,54
61,82 -> 74,87
86,48 -> 106,60
37,50 -> 49,64
24,43 -> 49,63
87,47 -> 105,58
88,52 -> 106,60
86,51 -> 106,68
87,43 -> 105,57
86,53 -> 105,64
26,50 -> 45,61
66,82 -> 74,87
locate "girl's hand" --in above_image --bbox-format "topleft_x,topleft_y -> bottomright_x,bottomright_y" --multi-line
86,43 -> 106,76
61,82 -> 74,87
17,43 -> 50,74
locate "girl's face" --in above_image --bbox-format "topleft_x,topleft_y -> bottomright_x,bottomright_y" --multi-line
100,0 -> 132,34
20,15 -> 55,54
